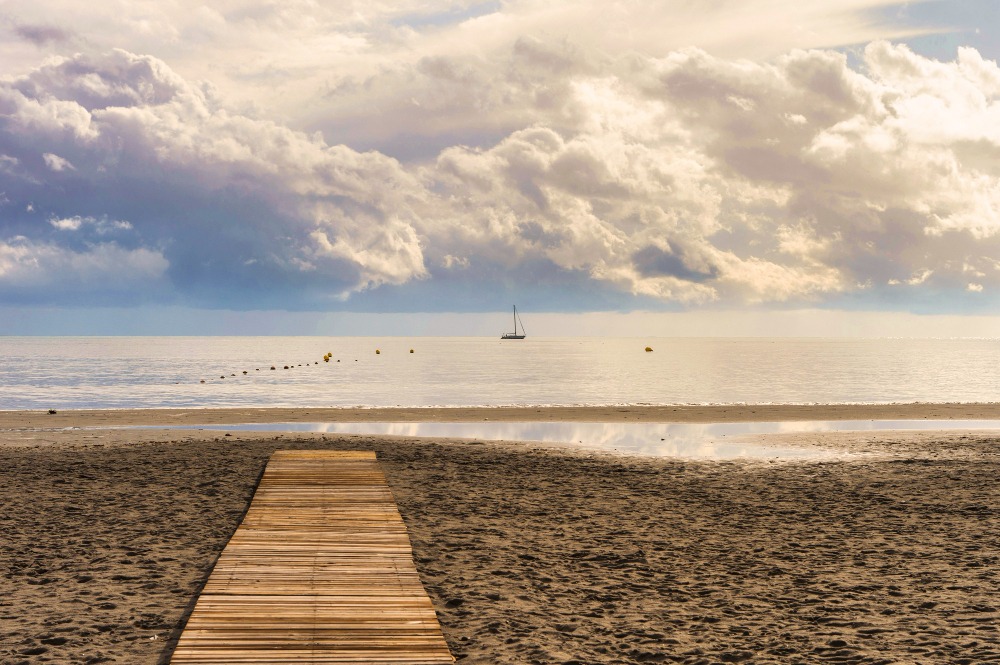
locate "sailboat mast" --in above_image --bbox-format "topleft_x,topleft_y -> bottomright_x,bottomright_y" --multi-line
501,305 -> 526,339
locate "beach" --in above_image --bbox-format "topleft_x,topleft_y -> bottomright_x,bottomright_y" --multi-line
9,402 -> 1000,430
3,405 -> 1000,664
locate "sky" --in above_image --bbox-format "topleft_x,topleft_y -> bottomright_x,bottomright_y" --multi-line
2,0 -> 1000,335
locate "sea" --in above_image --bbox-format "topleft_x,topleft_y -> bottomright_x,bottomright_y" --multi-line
3,336 -> 1000,411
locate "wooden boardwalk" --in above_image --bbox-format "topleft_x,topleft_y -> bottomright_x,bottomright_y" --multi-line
170,450 -> 454,664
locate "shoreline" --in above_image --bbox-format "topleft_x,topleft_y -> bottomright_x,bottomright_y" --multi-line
6,401 -> 1000,430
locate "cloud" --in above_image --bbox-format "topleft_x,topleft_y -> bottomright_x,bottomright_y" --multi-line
49,215 -> 131,233
1,2 -> 945,153
0,49 -> 429,307
0,236 -> 168,304
2,38 -> 1000,313
42,152 -> 74,171
11,23 -> 73,46
420,40 -> 1000,309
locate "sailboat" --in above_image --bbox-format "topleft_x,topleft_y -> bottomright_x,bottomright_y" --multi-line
501,305 -> 526,340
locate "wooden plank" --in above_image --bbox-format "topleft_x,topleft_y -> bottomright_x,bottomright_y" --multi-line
170,450 -> 454,664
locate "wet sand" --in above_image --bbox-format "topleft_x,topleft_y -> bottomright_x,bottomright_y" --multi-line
3,406 -> 1000,664
7,401 -> 1000,430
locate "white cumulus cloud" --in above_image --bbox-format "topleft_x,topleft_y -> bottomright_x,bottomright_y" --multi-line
0,236 -> 169,303
1,37 -> 1000,312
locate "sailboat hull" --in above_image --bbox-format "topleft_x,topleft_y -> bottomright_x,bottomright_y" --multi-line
501,334 -> 525,340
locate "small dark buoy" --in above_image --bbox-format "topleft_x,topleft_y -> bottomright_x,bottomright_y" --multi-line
231,373 -> 236,376
243,371 -> 248,375
47,409 -> 57,415
224,432 -> 232,437
409,349 -> 414,353
283,365 -> 289,369
200,380 -> 205,383
221,375 -> 225,379
270,366 -> 276,370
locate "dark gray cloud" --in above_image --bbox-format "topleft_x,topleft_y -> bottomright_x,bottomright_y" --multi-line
12,23 -> 72,46
633,245 -> 718,283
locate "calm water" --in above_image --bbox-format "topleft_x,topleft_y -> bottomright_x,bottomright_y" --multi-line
142,420 -> 1000,459
3,336 -> 1000,410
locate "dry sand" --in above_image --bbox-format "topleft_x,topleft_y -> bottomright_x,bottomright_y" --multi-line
3,405 -> 1000,664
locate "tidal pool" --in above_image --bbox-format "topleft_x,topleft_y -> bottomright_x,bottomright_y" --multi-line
144,419 -> 1000,460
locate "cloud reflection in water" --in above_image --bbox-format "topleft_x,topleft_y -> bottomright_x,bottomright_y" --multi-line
172,419 -> 1000,459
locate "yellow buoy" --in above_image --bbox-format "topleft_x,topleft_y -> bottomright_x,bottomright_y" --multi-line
375,349 -> 381,354
409,349 -> 414,353
645,346 -> 653,352
324,357 -> 329,362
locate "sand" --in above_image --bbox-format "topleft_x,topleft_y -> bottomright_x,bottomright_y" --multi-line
8,401 -> 1000,430
3,405 -> 1000,664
